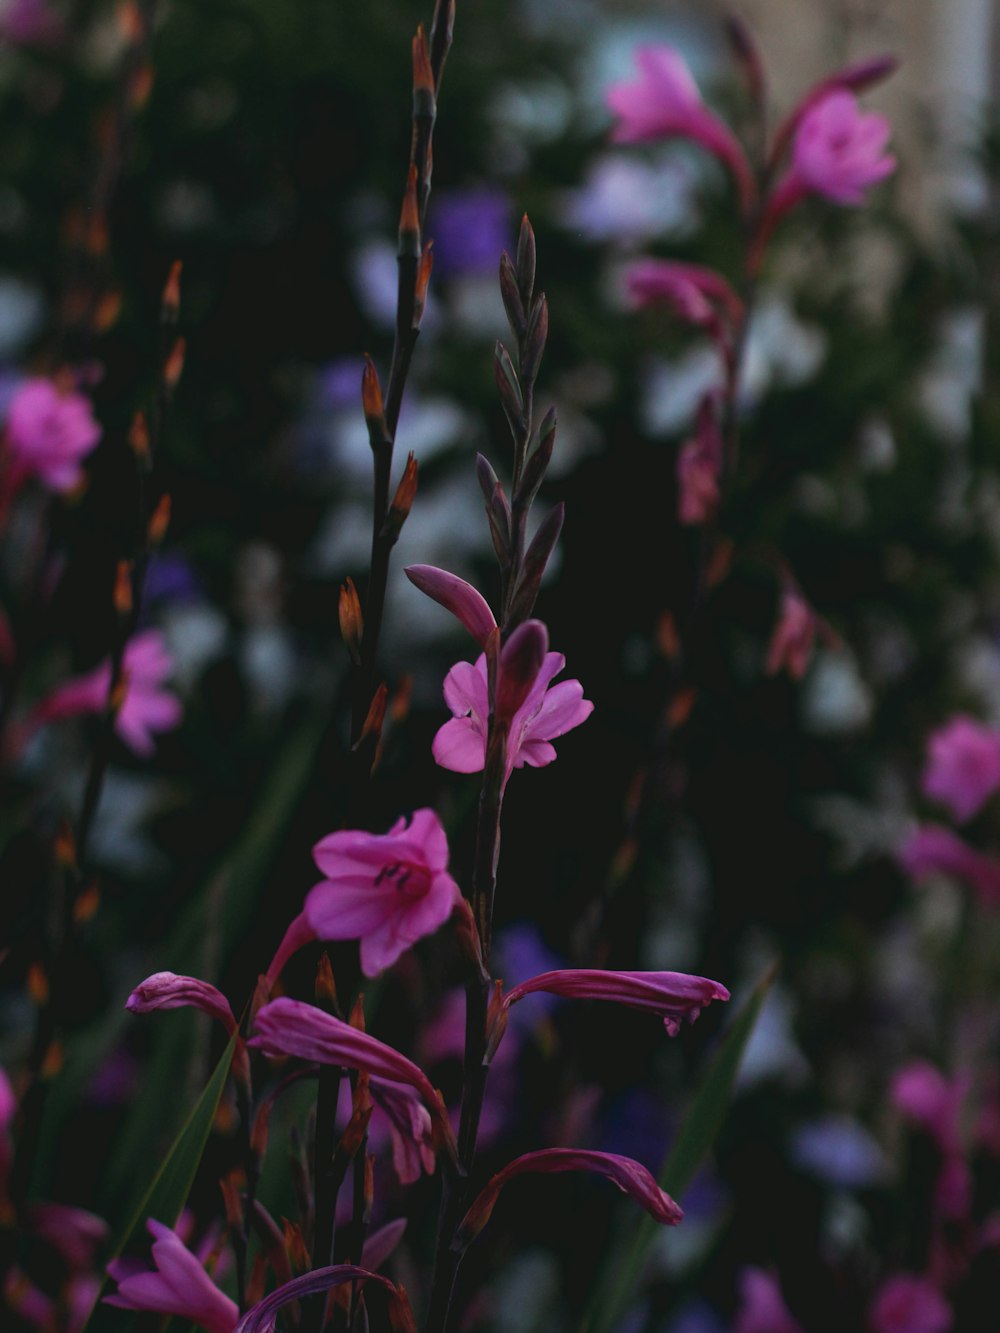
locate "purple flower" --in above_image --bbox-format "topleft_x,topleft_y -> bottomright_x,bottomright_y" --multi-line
606,46 -> 755,211
765,588 -> 828,680
499,968 -> 729,1038
868,1275 -> 952,1333
734,1268 -> 803,1333
891,1061 -> 968,1155
921,715 -> 1000,824
433,647 -> 592,787
626,259 -> 743,333
793,91 -> 895,204
898,825 -> 1000,905
430,188 -> 513,279
3,377 -> 101,495
105,1219 -> 237,1333
125,972 -> 238,1036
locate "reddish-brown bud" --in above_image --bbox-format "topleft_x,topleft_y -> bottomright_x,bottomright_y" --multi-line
147,493 -> 171,546
27,963 -> 49,1006
362,355 -> 384,423
95,290 -> 123,333
390,674 -> 412,724
161,260 -> 182,325
339,577 -> 364,666
453,897 -> 489,984
163,336 -> 186,393
251,1100 -> 272,1161
55,820 -> 77,872
349,993 -> 366,1033
315,952 -> 338,1011
283,1220 -> 310,1274
389,1286 -> 418,1333
383,453 -> 418,544
398,165 -> 421,259
72,882 -> 101,925
412,25 -> 435,118
414,241 -> 434,327
114,560 -> 134,617
41,1041 -> 63,1079
340,1072 -> 373,1156
220,1169 -> 244,1230
128,411 -> 151,466
353,684 -> 388,758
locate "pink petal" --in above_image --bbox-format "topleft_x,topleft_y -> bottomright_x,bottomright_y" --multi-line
432,717 -> 486,772
404,565 -> 497,647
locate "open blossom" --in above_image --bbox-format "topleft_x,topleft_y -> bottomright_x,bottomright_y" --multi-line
433,647 -> 592,786
921,715 -> 1000,824
868,1274 -> 952,1333
898,825 -> 1000,905
29,629 -> 182,756
105,1219 -> 237,1333
792,91 -> 895,204
266,808 -> 462,981
371,1076 -> 436,1184
606,45 -> 755,210
3,377 -> 101,494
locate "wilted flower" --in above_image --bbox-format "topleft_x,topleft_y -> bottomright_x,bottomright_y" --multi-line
371,1077 -> 436,1185
105,1219 -> 237,1333
235,1265 -> 401,1333
868,1274 -> 952,1333
921,715 -> 1000,824
606,46 -> 755,210
3,376 -> 101,495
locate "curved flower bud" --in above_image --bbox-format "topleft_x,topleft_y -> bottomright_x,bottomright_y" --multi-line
456,1148 -> 682,1248
606,45 -> 756,212
235,1265 -> 397,1333
495,619 -> 549,722
403,565 -> 497,647
105,1219 -> 238,1333
126,972 -> 238,1036
361,1218 -> 407,1272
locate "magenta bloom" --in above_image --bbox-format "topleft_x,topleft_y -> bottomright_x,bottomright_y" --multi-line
891,1061 -> 967,1155
4,377 -> 101,494
921,715 -> 1000,824
606,46 -> 755,210
296,808 -> 463,979
371,1076 -> 436,1185
868,1275 -> 952,1333
499,968 -> 729,1038
899,825 -> 1000,905
105,1219 -> 237,1333
626,259 -> 743,333
126,972 -> 238,1036
32,629 -> 182,756
403,564 -> 498,648
734,1267 -> 804,1333
791,91 -> 895,204
458,1148 -> 682,1246
433,649 -> 592,786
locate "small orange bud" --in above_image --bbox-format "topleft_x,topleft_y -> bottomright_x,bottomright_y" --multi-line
338,577 -> 363,666
214,1096 -> 237,1135
656,612 -> 681,661
251,1099 -> 272,1160
161,260 -> 182,324
363,1151 -> 375,1210
94,289 -> 122,332
41,1041 -> 63,1079
361,355 -> 384,423
340,1072 -> 373,1157
147,493 -> 171,546
315,952 -> 338,1010
353,683 -> 388,756
163,336 -> 185,392
383,453 -> 418,541
54,820 -> 76,871
414,241 -> 433,326
283,1220 -> 310,1273
73,882 -> 101,925
128,410 -> 151,465
86,215 -> 110,259
349,993 -> 366,1033
114,560 -> 134,617
116,0 -> 143,43
390,674 -> 412,724
706,537 -> 733,589
27,963 -> 49,1006
220,1169 -> 244,1229
666,687 -> 697,730
412,25 -> 435,97
389,1286 -> 418,1333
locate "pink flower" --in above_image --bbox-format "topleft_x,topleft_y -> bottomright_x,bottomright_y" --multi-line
606,46 -> 755,210
295,808 -> 463,979
776,90 -> 895,210
891,1061 -> 967,1155
403,564 -> 498,648
371,1076 -> 436,1184
921,715 -> 1000,824
29,629 -> 182,756
105,1218 -> 238,1333
677,395 -> 724,526
770,55 -> 898,166
29,1203 -> 108,1271
125,972 -> 238,1036
868,1274 -> 952,1333
0,0 -> 66,47
626,259 -> 743,333
457,1148 -> 682,1247
433,648 -> 592,787
734,1267 -> 804,1333
898,825 -> 1000,905
766,588 -> 824,680
3,377 -> 101,494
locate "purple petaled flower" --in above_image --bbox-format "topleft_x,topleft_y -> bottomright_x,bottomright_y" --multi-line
921,715 -> 1000,824
0,0 -> 66,46
403,564 -> 498,648
433,646 -> 592,788
898,825 -> 1000,905
31,629 -> 182,756
868,1274 -> 952,1333
734,1267 -> 804,1333
500,968 -> 729,1038
769,55 -> 898,166
606,45 -> 755,211
678,395 -> 724,526
105,1219 -> 238,1333
125,972 -> 238,1036
3,377 -> 101,495
626,259 -> 743,333
280,808 -> 464,980
457,1148 -> 682,1246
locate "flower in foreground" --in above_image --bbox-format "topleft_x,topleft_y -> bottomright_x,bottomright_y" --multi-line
105,1219 -> 237,1333
267,808 -> 463,982
30,629 -> 182,756
898,824 -> 1000,905
606,45 -> 755,210
868,1274 -> 952,1333
125,972 -> 238,1036
433,646 -> 592,786
456,1148 -> 682,1247
3,377 -> 101,494
921,715 -> 1000,824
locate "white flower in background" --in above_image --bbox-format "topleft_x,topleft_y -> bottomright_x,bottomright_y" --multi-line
558,153 -> 699,245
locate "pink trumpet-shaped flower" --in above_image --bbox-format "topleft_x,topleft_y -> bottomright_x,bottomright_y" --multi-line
626,259 -> 744,333
3,377 -> 101,495
433,647 -> 592,787
770,54 -> 898,166
765,587 -> 831,680
105,1219 -> 238,1333
29,629 -> 182,756
403,564 -> 498,647
236,1265 -> 403,1333
126,972 -> 238,1036
271,808 -> 463,981
921,715 -> 1000,824
868,1274 -> 952,1333
898,825 -> 1000,905
457,1148 -> 682,1246
678,395 -> 725,526
499,968 -> 729,1038
734,1267 -> 804,1333
606,46 -> 755,211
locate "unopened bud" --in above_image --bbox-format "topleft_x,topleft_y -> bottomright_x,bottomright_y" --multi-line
398,165 -> 421,259
413,242 -> 434,327
341,1073 -> 373,1156
128,411 -> 151,467
73,882 -> 101,925
389,1287 -> 418,1333
496,619 -> 548,722
315,952 -> 338,1011
283,1220 -> 310,1273
129,62 -> 155,110
499,251 -> 526,341
666,687 -> 696,730
86,215 -> 109,259
383,453 -> 418,544
390,675 -> 412,724
95,290 -> 123,333
453,897 -> 489,984
251,1100 -> 272,1160
116,0 -> 142,43
163,336 -> 185,392
656,612 -> 681,661
515,214 -> 536,305
114,561 -> 134,617
41,1041 -> 63,1079
364,1152 -> 375,1211
161,260 -> 182,325
412,25 -> 435,118
339,577 -> 363,666
27,963 -> 49,1006
147,493 -> 171,546
353,683 -> 388,758
362,355 -> 384,423
349,993 -> 366,1033
220,1170 -> 244,1229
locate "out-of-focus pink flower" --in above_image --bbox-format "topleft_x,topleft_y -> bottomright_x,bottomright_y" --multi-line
281,808 -> 463,980
773,90 -> 895,212
921,715 -> 1000,824
770,55 -> 898,167
606,46 -> 755,210
765,588 -> 826,680
457,1148 -> 682,1246
0,0 -> 66,47
30,629 -> 182,756
868,1274 -> 952,1333
3,377 -> 101,494
890,1061 -> 967,1155
433,647 -> 592,787
29,1203 -> 108,1271
677,395 -> 724,526
734,1267 -> 804,1333
626,259 -> 743,333
371,1076 -> 436,1185
125,972 -> 238,1036
898,825 -> 1000,905
105,1219 -> 238,1333
403,564 -> 498,647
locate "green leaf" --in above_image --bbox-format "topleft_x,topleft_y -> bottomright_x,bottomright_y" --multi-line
582,967 -> 775,1333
